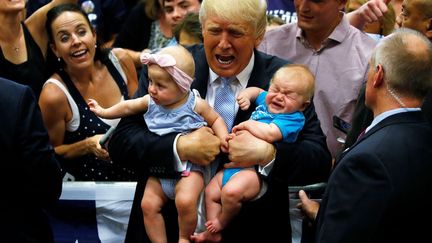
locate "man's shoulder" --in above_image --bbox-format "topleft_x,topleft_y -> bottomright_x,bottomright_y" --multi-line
0,77 -> 28,99
339,115 -> 432,171
329,25 -> 377,64
186,44 -> 205,56
255,49 -> 290,70
348,112 -> 430,152
258,23 -> 297,58
346,25 -> 378,49
264,23 -> 297,39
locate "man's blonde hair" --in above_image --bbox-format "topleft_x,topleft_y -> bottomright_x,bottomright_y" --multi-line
199,0 -> 267,40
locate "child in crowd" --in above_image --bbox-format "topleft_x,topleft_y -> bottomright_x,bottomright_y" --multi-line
88,45 -> 228,243
203,64 -> 315,236
173,12 -> 203,46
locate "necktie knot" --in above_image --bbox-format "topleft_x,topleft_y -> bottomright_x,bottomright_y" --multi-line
220,77 -> 234,88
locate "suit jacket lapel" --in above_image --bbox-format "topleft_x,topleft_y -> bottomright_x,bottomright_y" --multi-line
189,44 -> 209,99
234,50 -> 273,125
246,51 -> 269,89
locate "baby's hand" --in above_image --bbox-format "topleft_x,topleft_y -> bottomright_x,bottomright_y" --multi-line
231,123 -> 242,134
221,133 -> 236,153
236,95 -> 251,111
232,121 -> 250,134
220,139 -> 229,153
220,133 -> 235,153
225,133 -> 236,142
87,99 -> 103,116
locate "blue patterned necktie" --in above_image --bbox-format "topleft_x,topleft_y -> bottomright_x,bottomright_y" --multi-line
214,77 -> 236,132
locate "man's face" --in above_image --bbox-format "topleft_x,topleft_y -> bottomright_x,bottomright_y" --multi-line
398,0 -> 430,35
294,0 -> 345,34
164,0 -> 201,27
202,16 -> 260,77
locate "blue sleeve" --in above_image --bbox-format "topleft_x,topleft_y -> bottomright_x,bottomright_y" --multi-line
272,111 -> 305,143
255,91 -> 267,106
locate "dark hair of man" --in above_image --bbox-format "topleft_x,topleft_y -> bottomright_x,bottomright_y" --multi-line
173,12 -> 203,43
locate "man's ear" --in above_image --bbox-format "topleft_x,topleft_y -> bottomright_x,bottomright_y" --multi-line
425,18 -> 432,42
254,33 -> 265,48
373,64 -> 384,88
338,0 -> 348,11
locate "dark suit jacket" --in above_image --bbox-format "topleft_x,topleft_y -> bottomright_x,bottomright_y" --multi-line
109,45 -> 332,242
0,78 -> 62,243
422,90 -> 432,124
344,86 -> 432,152
113,1 -> 152,51
315,111 -> 432,243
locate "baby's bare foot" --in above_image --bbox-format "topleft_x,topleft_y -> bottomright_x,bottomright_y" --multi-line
205,219 -> 223,233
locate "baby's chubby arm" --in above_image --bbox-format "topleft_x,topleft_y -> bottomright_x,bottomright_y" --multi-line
237,87 -> 264,110
232,120 -> 283,144
195,97 -> 229,152
88,95 -> 150,119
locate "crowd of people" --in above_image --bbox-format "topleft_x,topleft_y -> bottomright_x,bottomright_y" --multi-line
1,0 -> 431,242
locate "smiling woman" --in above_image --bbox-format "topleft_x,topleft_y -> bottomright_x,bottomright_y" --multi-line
38,3 -> 139,242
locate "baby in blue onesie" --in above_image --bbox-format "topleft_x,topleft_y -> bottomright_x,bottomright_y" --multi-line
203,64 -> 316,235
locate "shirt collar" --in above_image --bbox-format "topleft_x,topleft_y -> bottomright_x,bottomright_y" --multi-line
330,13 -> 351,43
296,12 -> 349,46
209,52 -> 254,89
366,108 -> 422,133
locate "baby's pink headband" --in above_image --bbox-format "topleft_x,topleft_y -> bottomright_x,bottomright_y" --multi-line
140,52 -> 193,93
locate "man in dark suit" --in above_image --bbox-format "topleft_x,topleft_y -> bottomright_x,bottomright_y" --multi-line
298,28 -> 432,242
344,0 -> 432,148
0,77 -> 63,242
108,0 -> 331,242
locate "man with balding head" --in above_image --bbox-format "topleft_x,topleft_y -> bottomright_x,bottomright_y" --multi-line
298,28 -> 432,243
344,0 -> 432,147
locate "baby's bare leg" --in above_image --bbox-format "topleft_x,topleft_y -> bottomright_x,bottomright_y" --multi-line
204,171 -> 223,222
141,177 -> 168,243
207,168 -> 261,233
175,171 -> 204,242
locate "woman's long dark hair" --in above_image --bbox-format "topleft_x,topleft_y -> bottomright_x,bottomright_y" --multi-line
45,3 -> 109,74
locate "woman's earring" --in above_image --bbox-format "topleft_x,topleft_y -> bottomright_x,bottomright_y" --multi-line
57,57 -> 61,62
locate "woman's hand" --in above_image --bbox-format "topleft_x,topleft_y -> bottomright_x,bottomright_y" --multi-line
87,134 -> 110,161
